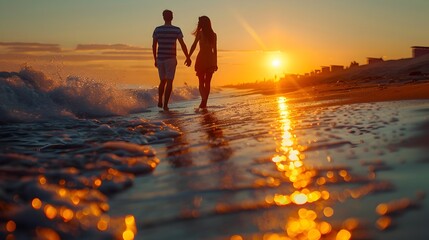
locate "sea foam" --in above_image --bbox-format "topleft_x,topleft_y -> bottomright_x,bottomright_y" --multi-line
0,66 -> 199,122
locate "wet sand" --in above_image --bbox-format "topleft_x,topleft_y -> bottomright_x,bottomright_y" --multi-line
1,75 -> 429,240
287,80 -> 429,105
108,80 -> 429,240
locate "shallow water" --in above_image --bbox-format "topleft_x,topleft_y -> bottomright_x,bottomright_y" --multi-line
1,88 -> 429,240
112,89 -> 429,240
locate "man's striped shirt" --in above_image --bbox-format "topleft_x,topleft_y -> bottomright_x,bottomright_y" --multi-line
153,25 -> 183,60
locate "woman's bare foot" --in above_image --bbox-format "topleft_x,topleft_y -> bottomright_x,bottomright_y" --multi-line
199,100 -> 207,108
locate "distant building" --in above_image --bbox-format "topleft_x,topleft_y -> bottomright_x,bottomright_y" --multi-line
349,61 -> 359,68
367,57 -> 383,65
321,66 -> 330,74
412,46 -> 429,58
330,65 -> 344,72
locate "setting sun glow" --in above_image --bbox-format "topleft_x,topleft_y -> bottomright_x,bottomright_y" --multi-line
272,59 -> 281,68
265,52 -> 288,79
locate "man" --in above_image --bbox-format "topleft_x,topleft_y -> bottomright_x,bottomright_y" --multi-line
152,9 -> 191,111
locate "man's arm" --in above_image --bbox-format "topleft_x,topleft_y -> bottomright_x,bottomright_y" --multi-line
178,38 -> 191,66
152,38 -> 158,68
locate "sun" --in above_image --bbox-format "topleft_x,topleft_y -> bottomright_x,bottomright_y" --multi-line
272,59 -> 281,68
264,52 -> 288,79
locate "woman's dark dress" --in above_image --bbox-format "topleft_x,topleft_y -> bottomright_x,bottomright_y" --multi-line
195,32 -> 217,76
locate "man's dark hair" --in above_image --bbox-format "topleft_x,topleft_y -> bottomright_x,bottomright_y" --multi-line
163,10 -> 173,22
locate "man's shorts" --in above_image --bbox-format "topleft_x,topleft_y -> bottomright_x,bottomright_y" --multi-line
157,58 -> 177,81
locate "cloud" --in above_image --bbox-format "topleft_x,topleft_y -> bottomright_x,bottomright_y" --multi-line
0,42 -> 62,52
76,44 -> 148,51
102,51 -> 151,55
0,53 -> 153,62
130,65 -> 153,69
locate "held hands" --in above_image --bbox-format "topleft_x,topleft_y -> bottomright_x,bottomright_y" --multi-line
185,57 -> 192,67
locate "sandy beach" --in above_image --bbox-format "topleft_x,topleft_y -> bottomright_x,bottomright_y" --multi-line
288,80 -> 429,105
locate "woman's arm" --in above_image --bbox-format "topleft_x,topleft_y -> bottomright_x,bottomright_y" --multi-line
189,32 -> 200,58
213,33 -> 218,70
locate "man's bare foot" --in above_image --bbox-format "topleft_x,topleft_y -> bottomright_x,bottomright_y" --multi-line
163,106 -> 169,111
158,102 -> 162,108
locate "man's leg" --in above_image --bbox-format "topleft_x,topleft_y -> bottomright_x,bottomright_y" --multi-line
163,79 -> 173,111
158,79 -> 167,108
163,58 -> 177,111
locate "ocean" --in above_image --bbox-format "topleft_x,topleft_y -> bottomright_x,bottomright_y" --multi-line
1,67 -> 429,240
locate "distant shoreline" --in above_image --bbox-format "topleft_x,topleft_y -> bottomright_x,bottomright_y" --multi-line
224,54 -> 429,106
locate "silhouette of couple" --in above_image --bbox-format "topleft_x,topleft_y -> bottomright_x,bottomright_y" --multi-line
152,10 -> 217,111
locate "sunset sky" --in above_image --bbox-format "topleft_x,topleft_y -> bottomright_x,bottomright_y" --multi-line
1,0 -> 428,87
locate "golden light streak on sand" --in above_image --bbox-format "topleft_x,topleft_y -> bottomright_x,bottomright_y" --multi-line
58,188 -> 66,197
319,221 -> 332,235
272,96 -> 349,239
273,194 -> 291,206
308,229 -> 322,240
35,227 -> 60,240
122,229 -> 135,240
376,216 -> 392,230
336,229 -> 351,240
323,207 -> 334,217
94,178 -> 102,187
90,203 -> 102,216
32,198 -> 42,209
321,191 -> 330,200
6,220 -> 16,232
292,192 -> 308,205
376,203 -> 388,215
97,215 -> 110,231
72,195 -> 80,205
122,215 -> 137,240
100,202 -> 110,211
339,170 -> 348,178
60,208 -> 74,222
44,204 -> 57,219
229,235 -> 243,240
39,176 -> 47,185
125,215 -> 135,226
285,208 -> 336,239
343,218 -> 359,231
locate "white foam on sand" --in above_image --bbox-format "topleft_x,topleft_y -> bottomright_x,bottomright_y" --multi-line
0,66 -> 199,122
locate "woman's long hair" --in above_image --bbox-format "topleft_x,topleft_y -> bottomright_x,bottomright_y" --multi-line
193,16 -> 215,44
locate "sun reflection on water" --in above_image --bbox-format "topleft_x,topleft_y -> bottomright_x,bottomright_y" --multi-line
262,97 -> 353,240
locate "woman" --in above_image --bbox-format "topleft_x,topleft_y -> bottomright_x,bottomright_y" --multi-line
188,16 -> 218,108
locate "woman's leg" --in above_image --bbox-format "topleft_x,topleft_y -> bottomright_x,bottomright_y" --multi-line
198,74 -> 206,108
202,72 -> 214,107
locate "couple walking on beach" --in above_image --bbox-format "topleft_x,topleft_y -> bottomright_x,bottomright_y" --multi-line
152,10 -> 218,111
